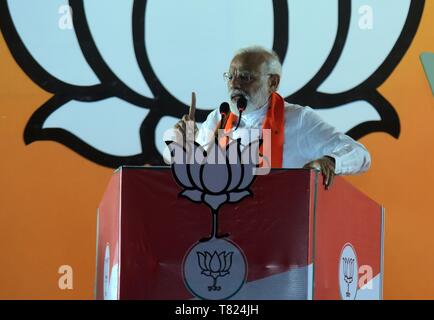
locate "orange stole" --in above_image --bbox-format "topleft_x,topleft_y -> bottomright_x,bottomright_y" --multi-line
220,92 -> 285,168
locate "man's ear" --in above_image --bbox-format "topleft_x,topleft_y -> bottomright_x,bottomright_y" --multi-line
268,74 -> 280,91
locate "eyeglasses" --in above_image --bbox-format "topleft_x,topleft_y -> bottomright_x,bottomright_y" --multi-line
223,71 -> 271,83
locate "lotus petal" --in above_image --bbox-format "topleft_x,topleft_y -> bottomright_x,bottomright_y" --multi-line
226,139 -> 243,191
314,101 -> 381,133
201,143 -> 230,193
188,143 -> 207,191
201,163 -> 230,194
165,142 -> 194,187
172,163 -> 193,188
145,0 -> 273,108
203,194 -> 228,211
218,252 -> 226,271
239,140 -> 260,189
205,252 -> 212,268
279,0 -> 339,96
42,97 -> 148,156
83,0 -> 153,97
181,189 -> 202,202
229,191 -> 251,203
318,0 -> 412,93
197,252 -> 207,271
210,252 -> 221,272
6,0 -> 99,86
224,252 -> 233,272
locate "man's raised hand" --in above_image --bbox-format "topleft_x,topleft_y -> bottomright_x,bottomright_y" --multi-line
174,92 -> 198,141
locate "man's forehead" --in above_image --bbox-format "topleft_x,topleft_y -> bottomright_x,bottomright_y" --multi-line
229,52 -> 267,72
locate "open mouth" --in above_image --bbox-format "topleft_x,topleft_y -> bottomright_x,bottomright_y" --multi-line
230,93 -> 246,102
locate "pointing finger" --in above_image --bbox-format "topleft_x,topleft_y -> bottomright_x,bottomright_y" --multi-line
189,92 -> 196,120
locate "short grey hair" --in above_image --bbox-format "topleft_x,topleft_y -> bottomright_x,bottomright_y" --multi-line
234,46 -> 282,76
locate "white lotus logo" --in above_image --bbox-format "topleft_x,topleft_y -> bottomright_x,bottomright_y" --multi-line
0,0 -> 425,167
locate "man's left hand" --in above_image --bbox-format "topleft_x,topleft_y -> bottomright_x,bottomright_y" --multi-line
303,156 -> 336,190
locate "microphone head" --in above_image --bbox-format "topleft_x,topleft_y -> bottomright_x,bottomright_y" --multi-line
237,96 -> 247,112
219,102 -> 230,116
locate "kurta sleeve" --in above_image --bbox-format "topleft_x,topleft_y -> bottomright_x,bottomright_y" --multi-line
297,107 -> 371,175
195,108 -> 220,147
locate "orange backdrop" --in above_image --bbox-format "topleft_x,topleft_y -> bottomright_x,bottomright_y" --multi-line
0,3 -> 433,299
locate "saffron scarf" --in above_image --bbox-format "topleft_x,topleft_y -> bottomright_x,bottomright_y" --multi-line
220,92 -> 285,168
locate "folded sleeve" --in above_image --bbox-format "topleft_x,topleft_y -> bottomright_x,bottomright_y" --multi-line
297,107 -> 371,175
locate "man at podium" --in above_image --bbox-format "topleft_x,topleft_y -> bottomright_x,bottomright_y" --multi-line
173,46 -> 371,189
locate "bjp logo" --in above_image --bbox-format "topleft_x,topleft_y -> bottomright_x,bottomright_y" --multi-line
0,0 -> 424,167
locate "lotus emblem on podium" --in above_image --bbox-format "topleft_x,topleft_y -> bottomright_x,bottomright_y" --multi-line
339,243 -> 359,300
342,257 -> 355,298
197,250 -> 233,291
167,137 -> 256,299
166,138 -> 259,241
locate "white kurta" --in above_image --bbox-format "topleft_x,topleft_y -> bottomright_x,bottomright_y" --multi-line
195,101 -> 371,175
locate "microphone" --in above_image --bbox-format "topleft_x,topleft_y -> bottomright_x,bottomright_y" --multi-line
234,96 -> 247,130
219,102 -> 230,129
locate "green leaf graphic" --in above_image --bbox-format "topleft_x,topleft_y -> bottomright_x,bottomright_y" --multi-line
420,52 -> 434,96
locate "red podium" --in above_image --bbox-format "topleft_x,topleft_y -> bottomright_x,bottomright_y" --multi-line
95,166 -> 384,300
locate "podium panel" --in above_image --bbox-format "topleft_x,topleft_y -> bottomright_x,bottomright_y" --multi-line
95,167 -> 383,300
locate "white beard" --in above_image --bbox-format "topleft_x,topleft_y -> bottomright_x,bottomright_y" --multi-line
228,82 -> 270,116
